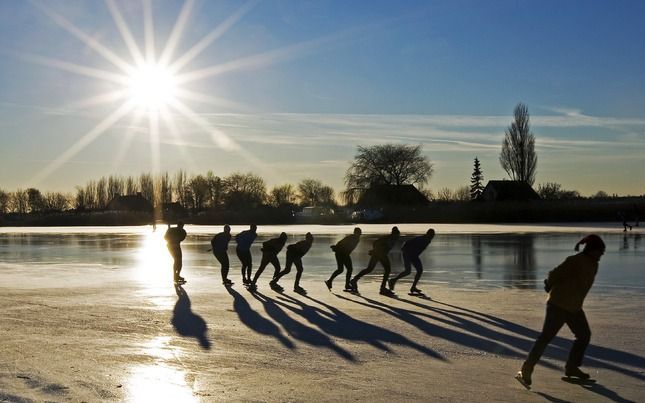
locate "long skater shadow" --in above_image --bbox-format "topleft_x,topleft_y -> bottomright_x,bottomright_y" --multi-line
574,382 -> 636,403
534,392 -> 572,403
171,285 -> 211,349
225,286 -> 294,349
392,297 -> 645,381
337,293 -> 530,361
250,291 -> 355,361
274,292 -> 444,360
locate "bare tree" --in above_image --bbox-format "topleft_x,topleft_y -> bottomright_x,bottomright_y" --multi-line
26,188 -> 44,213
10,189 -> 29,214
43,192 -> 72,211
96,177 -> 108,208
0,189 -> 9,213
84,181 -> 97,210
75,186 -> 87,211
591,190 -> 609,199
270,184 -> 297,207
454,186 -> 471,201
139,174 -> 154,204
537,182 -> 580,200
436,187 -> 454,201
158,172 -> 173,205
108,175 -> 124,199
205,171 -> 223,208
298,178 -> 335,207
125,176 -> 138,195
223,172 -> 266,209
500,103 -> 537,185
174,170 -> 190,208
343,143 -> 433,203
188,174 -> 210,211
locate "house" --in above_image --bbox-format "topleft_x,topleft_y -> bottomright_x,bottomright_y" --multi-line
357,184 -> 429,208
105,193 -> 153,212
479,180 -> 540,202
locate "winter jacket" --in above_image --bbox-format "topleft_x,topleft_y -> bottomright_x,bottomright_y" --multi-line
235,230 -> 256,251
546,252 -> 598,313
287,239 -> 313,257
401,235 -> 432,256
332,234 -> 360,256
211,232 -> 231,253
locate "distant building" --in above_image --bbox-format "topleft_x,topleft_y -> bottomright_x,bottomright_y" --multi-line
357,184 -> 429,208
295,206 -> 335,218
479,180 -> 540,202
105,193 -> 153,212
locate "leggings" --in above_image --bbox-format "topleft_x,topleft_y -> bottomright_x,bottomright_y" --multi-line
328,252 -> 353,287
353,252 -> 391,290
391,252 -> 423,289
524,303 -> 591,370
236,248 -> 252,281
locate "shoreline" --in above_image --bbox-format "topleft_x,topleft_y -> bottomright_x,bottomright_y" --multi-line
0,221 -> 639,235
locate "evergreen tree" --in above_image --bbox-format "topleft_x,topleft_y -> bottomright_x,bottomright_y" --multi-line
470,157 -> 484,200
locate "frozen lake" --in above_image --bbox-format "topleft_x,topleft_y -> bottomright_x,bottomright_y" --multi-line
1,224 -> 643,293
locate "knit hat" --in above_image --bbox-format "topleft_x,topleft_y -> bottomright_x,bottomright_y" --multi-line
574,234 -> 605,252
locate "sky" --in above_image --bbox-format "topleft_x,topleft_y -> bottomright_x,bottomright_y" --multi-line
0,0 -> 644,197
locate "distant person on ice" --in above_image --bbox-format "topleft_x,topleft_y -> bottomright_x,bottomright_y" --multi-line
516,234 -> 606,388
325,227 -> 362,292
388,228 -> 435,295
248,232 -> 288,291
271,232 -> 314,294
236,224 -> 257,285
165,222 -> 187,284
618,211 -> 632,232
211,225 -> 233,286
350,226 -> 400,295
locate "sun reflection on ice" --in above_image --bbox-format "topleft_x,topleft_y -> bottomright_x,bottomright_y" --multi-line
134,229 -> 175,308
126,336 -> 197,402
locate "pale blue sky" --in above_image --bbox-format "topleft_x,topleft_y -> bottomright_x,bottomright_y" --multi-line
0,0 -> 644,196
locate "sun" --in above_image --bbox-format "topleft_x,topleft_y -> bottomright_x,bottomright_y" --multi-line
127,62 -> 178,110
27,0 -> 322,184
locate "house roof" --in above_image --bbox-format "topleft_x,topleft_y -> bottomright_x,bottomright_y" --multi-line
358,184 -> 429,207
480,180 -> 540,201
106,193 -> 153,212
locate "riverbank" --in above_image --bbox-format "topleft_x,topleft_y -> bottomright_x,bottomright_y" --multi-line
1,275 -> 643,402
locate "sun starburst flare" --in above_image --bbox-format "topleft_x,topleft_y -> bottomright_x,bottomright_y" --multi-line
26,0 -> 325,185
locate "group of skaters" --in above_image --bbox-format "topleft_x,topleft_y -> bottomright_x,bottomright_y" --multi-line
164,223 -> 435,296
166,223 -> 609,388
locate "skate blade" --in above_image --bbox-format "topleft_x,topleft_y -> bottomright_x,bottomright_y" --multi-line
515,372 -> 531,390
561,376 -> 596,384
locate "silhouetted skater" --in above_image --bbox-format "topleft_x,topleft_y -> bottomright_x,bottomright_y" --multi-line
165,222 -> 187,284
211,225 -> 233,285
325,227 -> 362,292
236,224 -> 257,284
516,234 -> 606,389
388,228 -> 435,295
248,232 -> 288,291
350,226 -> 400,295
272,232 -> 314,293
619,211 -> 632,232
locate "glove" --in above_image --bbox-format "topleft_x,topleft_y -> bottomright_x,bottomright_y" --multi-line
544,279 -> 552,293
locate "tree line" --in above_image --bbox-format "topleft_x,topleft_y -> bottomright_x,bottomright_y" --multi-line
0,172 -> 337,214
